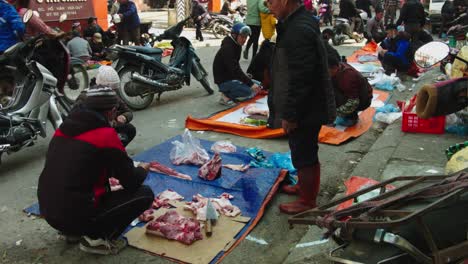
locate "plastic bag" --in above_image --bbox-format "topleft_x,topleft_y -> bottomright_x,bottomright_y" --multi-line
211,141 -> 237,153
368,71 -> 405,91
268,152 -> 296,176
376,104 -> 400,113
170,129 -> 209,166
374,112 -> 402,124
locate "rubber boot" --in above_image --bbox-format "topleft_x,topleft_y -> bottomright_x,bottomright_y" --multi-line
279,164 -> 320,215
281,181 -> 299,195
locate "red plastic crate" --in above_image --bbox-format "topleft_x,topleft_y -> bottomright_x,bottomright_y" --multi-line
401,112 -> 446,134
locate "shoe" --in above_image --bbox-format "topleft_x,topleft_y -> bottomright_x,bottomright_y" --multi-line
281,183 -> 299,195
79,236 -> 128,255
243,49 -> 249,60
335,116 -> 358,127
279,164 -> 320,215
218,97 -> 237,107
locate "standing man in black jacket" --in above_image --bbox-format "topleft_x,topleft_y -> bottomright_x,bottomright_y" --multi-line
38,86 -> 154,255
396,0 -> 426,39
191,0 -> 207,41
213,23 -> 261,106
268,0 -> 336,214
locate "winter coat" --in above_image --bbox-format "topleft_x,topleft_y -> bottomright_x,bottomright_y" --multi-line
396,0 -> 425,26
381,32 -> 411,66
259,1 -> 275,40
213,36 -> 254,86
339,0 -> 358,19
75,90 -> 134,123
38,108 -> 147,230
0,0 -> 25,53
245,0 -> 261,26
452,46 -> 468,78
83,24 -> 105,39
268,6 -> 336,128
118,1 -> 140,30
191,2 -> 207,20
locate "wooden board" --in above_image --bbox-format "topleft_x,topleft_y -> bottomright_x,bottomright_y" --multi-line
125,202 -> 249,264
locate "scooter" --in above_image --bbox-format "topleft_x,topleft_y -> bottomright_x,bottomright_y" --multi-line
109,18 -> 214,110
332,10 -> 368,46
209,5 -> 246,39
0,12 -> 72,164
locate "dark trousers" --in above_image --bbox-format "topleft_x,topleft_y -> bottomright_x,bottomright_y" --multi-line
323,11 -> 333,25
195,21 -> 203,41
379,53 -> 409,74
115,123 -> 136,147
48,185 -> 154,240
245,25 -> 261,58
87,186 -> 154,240
120,27 -> 141,45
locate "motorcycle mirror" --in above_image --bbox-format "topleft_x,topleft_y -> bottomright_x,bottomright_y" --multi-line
414,41 -> 450,68
59,13 -> 67,23
23,9 -> 33,23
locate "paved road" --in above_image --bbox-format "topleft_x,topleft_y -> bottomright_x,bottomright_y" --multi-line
0,13 -> 462,264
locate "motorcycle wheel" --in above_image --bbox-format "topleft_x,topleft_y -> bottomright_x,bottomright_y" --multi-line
118,66 -> 154,110
56,95 -> 73,120
200,77 -> 214,94
63,64 -> 89,102
212,23 -> 226,39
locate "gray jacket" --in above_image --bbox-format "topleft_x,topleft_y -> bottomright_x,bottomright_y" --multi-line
66,37 -> 92,59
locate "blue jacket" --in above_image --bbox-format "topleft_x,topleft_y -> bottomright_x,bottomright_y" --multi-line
118,1 -> 140,30
0,0 -> 25,52
382,35 -> 411,66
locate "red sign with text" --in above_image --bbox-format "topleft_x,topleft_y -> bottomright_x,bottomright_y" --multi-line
28,0 -> 95,22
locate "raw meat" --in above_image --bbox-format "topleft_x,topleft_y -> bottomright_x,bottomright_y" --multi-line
184,193 -> 241,221
243,104 -> 268,116
223,164 -> 250,172
149,161 -> 192,181
152,189 -> 184,209
146,210 -> 203,245
109,177 -> 123,191
138,209 -> 155,222
219,193 -> 234,200
198,153 -> 222,181
211,141 -> 237,153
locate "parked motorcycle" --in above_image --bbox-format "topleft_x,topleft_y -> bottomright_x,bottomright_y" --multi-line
332,10 -> 368,46
209,5 -> 247,39
108,18 -> 214,110
0,16 -> 72,163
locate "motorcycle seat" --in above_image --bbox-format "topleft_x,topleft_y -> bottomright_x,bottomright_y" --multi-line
129,46 -> 163,55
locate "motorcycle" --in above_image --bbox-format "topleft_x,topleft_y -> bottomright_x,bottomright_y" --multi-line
332,9 -> 368,46
209,5 -> 247,39
0,12 -> 72,163
108,17 -> 214,110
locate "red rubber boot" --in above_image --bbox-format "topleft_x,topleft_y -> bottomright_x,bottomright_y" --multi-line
279,164 -> 320,215
281,182 -> 299,195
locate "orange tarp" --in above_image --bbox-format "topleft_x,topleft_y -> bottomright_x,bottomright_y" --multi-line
347,41 -> 380,65
185,90 -> 389,145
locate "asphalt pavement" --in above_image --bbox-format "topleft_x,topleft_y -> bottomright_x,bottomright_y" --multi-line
0,10 -> 464,264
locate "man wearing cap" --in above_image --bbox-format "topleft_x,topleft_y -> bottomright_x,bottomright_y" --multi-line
89,33 -> 106,60
67,30 -> 92,61
38,86 -> 154,255
84,16 -> 105,41
213,23 -> 262,106
75,66 -> 136,147
268,0 -> 336,214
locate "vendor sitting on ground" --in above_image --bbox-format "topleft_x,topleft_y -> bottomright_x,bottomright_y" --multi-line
378,24 -> 411,74
38,85 -> 154,255
328,55 -> 373,127
75,66 -> 136,147
246,37 -> 276,89
213,23 -> 262,106
366,8 -> 386,43
67,30 -> 92,61
89,33 -> 106,61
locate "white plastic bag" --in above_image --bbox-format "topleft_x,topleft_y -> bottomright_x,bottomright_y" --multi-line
170,129 -> 209,166
374,112 -> 402,124
211,141 -> 237,153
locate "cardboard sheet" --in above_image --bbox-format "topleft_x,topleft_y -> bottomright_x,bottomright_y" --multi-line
126,202 -> 249,264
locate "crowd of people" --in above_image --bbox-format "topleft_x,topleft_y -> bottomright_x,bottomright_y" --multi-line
0,0 -> 467,257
